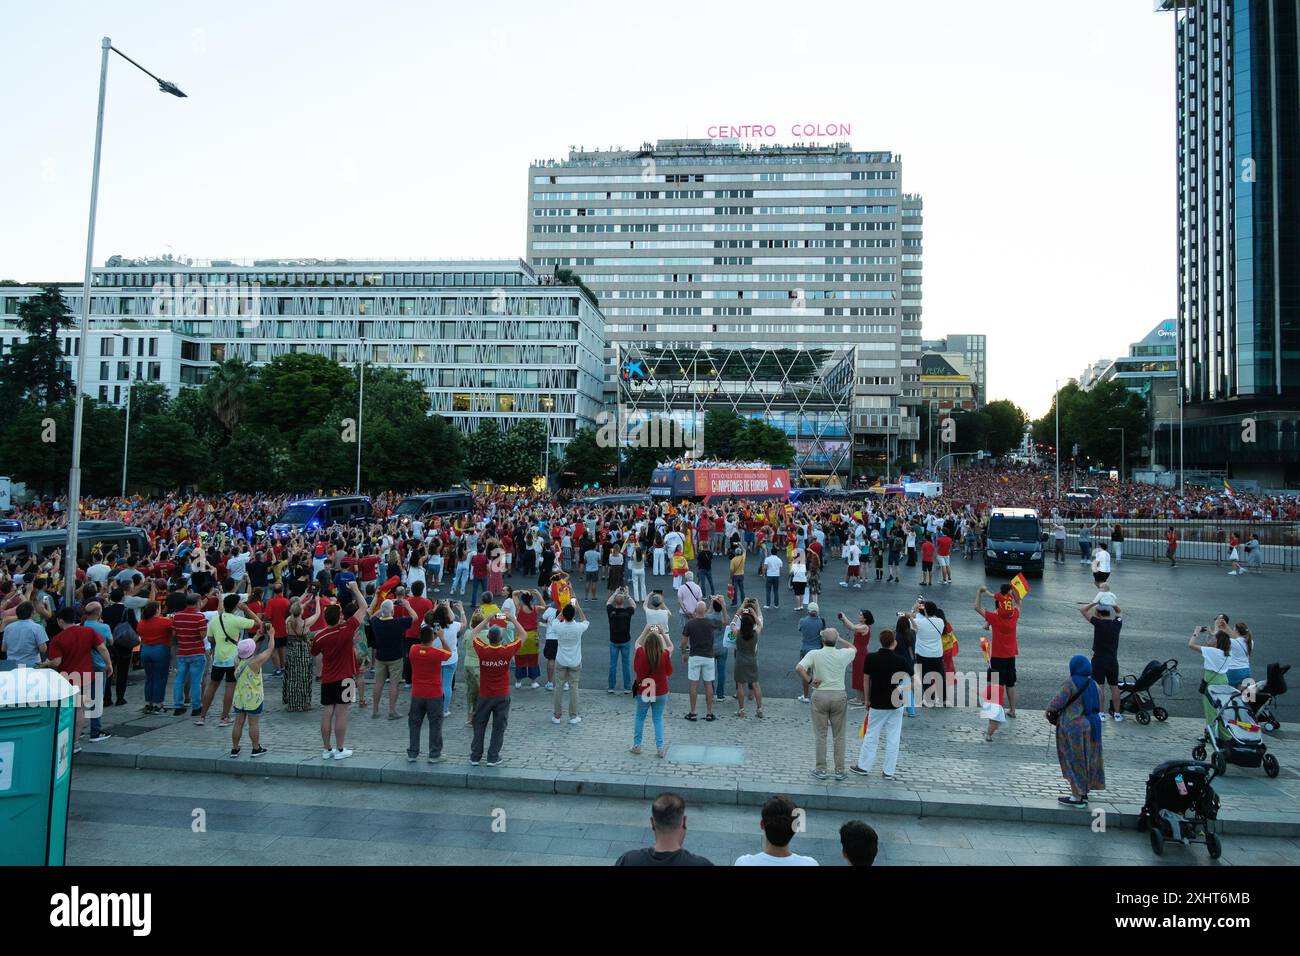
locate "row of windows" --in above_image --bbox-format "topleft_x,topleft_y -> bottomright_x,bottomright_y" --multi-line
585,267 -> 900,283
96,361 -> 163,382
532,188 -> 898,201
603,283 -> 897,299
533,171 -> 897,185
533,216 -> 899,234
532,204 -> 897,218
92,271 -> 532,289
533,234 -> 897,250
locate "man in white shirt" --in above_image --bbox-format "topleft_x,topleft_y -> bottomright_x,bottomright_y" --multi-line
86,558 -> 113,586
912,599 -> 947,707
1091,541 -> 1112,587
761,547 -> 783,609
734,795 -> 819,867
226,546 -> 250,585
663,528 -> 685,559
795,627 -> 858,780
549,600 -> 588,724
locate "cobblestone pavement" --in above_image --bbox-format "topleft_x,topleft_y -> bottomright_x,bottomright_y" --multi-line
84,670 -> 1299,829
67,767 -> 1300,867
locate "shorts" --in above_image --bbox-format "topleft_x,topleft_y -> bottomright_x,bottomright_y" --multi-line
210,665 -> 237,684
888,552 -> 900,566
543,639 -> 559,661
687,656 -> 716,682
586,570 -> 599,583
922,561 -> 933,572
274,637 -> 287,649
792,582 -> 806,595
936,555 -> 950,568
1091,653 -> 1119,687
1093,571 -> 1110,585
374,658 -> 403,684
321,680 -> 348,706
234,702 -> 264,717
846,565 -> 860,578
988,656 -> 1017,689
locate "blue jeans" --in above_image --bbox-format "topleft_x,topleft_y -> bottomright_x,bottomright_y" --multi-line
452,565 -> 469,593
441,662 -> 456,716
140,644 -> 171,706
731,574 -> 745,607
714,650 -> 728,697
765,577 -> 780,606
1227,668 -> 1250,686
633,693 -> 668,749
173,653 -> 206,710
1080,540 -> 1091,561
470,577 -> 486,606
89,666 -> 106,734
697,568 -> 714,597
609,642 -> 632,691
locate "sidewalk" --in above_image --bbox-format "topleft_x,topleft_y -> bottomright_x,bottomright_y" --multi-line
79,682 -> 1300,835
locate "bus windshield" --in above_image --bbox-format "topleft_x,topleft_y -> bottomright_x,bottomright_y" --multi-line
276,504 -> 319,526
987,517 -> 1040,543
391,498 -> 424,517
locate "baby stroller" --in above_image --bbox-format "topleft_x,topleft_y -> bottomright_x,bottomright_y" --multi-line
1245,662 -> 1289,733
1137,759 -> 1222,859
1192,684 -> 1280,778
1117,659 -> 1177,725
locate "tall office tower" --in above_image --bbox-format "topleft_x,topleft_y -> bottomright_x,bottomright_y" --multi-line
527,139 -> 923,479
921,334 -> 987,406
1160,1 -> 1300,485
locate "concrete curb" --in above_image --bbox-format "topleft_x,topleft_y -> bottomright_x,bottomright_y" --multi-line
73,748 -> 1300,837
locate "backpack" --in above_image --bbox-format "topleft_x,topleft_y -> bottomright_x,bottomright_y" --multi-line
111,618 -> 140,650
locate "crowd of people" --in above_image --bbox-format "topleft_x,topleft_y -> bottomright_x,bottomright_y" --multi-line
0,467 -> 1283,819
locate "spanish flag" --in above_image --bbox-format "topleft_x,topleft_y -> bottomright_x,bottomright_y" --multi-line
1223,479 -> 1235,497
1009,572 -> 1030,600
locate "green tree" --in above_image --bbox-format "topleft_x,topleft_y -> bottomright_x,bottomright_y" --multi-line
552,267 -> 597,304
125,381 -> 171,419
1071,379 -> 1148,471
203,357 -> 255,435
464,419 -> 504,481
702,408 -> 743,459
497,418 -> 548,487
0,286 -> 74,406
949,409 -> 990,455
561,426 -> 616,486
731,418 -> 795,467
243,352 -> 353,445
219,427 -> 284,493
983,399 -> 1027,457
129,415 -> 204,492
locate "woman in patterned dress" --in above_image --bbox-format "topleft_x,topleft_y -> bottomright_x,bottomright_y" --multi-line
1047,655 -> 1105,807
282,596 -> 321,711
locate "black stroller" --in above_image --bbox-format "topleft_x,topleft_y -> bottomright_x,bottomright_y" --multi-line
1118,659 -> 1177,725
1137,759 -> 1222,859
1245,663 -> 1289,733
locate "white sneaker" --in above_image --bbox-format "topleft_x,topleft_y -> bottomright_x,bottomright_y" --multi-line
1113,713 -> 1125,722
515,680 -> 523,688
333,748 -> 354,760
563,682 -> 571,691
1098,713 -> 1108,721
569,716 -> 583,725
322,749 -> 335,759
552,716 -> 562,724
797,695 -> 810,703
530,681 -> 540,689
545,681 -> 554,690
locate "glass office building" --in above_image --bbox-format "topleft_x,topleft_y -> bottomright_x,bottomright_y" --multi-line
1161,1 -> 1300,484
527,139 -> 924,478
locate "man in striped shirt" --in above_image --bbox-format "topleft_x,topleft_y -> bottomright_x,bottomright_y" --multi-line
171,593 -> 209,717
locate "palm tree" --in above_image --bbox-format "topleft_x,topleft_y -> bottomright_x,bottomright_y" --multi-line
203,357 -> 252,434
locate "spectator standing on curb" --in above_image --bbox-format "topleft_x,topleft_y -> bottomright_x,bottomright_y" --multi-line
851,628 -> 908,779
680,602 -> 719,722
796,604 -> 826,702
407,622 -> 452,763
796,626 -> 857,781
1079,601 -> 1123,720
469,612 -> 522,766
1053,520 -> 1067,563
309,581 -> 366,761
735,795 -> 819,866
606,588 -> 635,694
229,635 -> 274,759
614,793 -> 712,866
550,599 -> 588,724
840,609 -> 873,707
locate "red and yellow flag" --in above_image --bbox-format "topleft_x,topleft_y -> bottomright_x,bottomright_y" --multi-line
1009,573 -> 1030,600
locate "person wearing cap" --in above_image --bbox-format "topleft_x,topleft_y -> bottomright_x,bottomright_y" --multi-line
229,633 -> 275,758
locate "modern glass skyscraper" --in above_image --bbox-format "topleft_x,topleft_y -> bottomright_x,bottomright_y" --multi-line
527,139 -> 923,477
1160,1 -> 1300,484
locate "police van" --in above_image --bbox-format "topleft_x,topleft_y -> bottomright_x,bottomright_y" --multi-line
0,522 -> 150,563
983,507 -> 1047,578
270,496 -> 372,534
391,491 -> 474,521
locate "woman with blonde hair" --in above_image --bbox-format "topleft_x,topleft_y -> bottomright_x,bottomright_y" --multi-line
631,623 -> 674,758
282,595 -> 322,712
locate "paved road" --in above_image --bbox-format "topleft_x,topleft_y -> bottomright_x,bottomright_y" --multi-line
495,550 -> 1298,722
67,766 -> 1299,866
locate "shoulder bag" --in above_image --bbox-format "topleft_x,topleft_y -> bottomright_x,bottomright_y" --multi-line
1046,681 -> 1086,727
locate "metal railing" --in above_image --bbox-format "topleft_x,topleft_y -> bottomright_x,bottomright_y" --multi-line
1048,519 -> 1300,571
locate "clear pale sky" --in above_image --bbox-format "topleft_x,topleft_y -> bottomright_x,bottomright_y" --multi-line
0,0 -> 1175,418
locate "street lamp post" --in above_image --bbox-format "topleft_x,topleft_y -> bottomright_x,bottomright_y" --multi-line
65,38 -> 186,605
355,340 -> 365,495
1108,427 -> 1125,483
1054,379 -> 1060,499
121,379 -> 132,498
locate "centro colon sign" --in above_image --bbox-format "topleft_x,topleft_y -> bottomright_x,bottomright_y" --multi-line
707,122 -> 852,139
